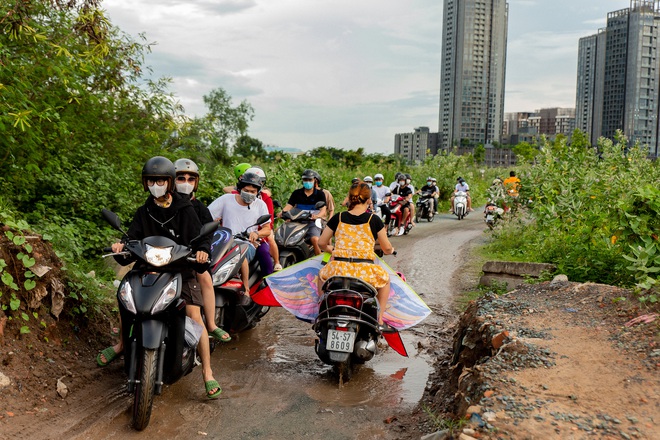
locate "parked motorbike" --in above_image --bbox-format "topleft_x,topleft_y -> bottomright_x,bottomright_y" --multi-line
415,190 -> 435,223
483,202 -> 505,230
313,251 -> 407,383
100,209 -> 218,430
274,201 -> 325,268
208,214 -> 272,335
386,194 -> 413,236
454,191 -> 468,220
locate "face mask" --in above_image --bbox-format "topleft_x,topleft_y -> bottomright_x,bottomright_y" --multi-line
399,181 -> 406,187
240,190 -> 257,204
367,183 -> 372,188
149,184 -> 168,199
375,181 -> 382,187
406,179 -> 411,184
176,182 -> 195,195
427,181 -> 432,186
302,181 -> 314,190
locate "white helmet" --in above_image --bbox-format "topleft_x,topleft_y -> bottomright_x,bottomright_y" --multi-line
364,176 -> 373,183
245,167 -> 266,185
374,173 -> 384,180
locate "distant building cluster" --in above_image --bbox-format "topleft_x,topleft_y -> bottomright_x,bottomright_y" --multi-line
394,0 -> 660,161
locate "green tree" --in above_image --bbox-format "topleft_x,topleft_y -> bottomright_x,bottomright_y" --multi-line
512,141 -> 539,163
234,134 -> 266,159
474,144 -> 486,164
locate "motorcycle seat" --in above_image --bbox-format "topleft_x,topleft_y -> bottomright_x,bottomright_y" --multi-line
322,276 -> 378,297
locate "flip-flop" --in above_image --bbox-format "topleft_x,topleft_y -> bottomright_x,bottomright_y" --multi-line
209,328 -> 232,342
96,346 -> 120,367
205,380 -> 222,400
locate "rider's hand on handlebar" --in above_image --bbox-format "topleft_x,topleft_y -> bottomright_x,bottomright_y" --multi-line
195,250 -> 209,264
111,242 -> 124,253
248,231 -> 259,244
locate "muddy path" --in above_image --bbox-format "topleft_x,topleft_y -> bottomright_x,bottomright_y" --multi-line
2,212 -> 488,440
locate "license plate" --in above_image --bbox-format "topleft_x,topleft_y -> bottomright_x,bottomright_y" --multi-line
326,329 -> 356,353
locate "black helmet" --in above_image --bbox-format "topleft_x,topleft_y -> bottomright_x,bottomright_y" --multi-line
301,169 -> 316,180
351,177 -> 360,184
404,173 -> 412,180
394,172 -> 403,180
174,158 -> 200,191
142,156 -> 176,192
237,172 -> 263,192
312,170 -> 322,185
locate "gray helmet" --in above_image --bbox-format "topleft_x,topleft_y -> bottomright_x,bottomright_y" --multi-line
142,156 -> 176,192
237,172 -> 263,192
301,169 -> 316,181
245,166 -> 267,186
174,158 -> 200,191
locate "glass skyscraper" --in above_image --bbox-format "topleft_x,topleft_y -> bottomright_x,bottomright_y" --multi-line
439,0 -> 509,150
576,0 -> 660,156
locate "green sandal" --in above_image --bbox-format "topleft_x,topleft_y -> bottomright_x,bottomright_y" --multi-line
205,380 -> 222,400
96,346 -> 120,367
209,328 -> 232,342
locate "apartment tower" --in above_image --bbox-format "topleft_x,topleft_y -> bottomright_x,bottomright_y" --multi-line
576,0 -> 660,156
439,0 -> 509,150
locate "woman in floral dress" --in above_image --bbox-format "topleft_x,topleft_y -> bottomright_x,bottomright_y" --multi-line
318,181 -> 395,325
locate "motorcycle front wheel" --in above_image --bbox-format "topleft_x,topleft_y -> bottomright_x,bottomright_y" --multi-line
132,348 -> 158,431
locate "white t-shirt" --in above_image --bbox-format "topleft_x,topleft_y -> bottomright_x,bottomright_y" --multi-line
389,181 -> 399,191
372,185 -> 390,203
455,182 -> 469,192
207,194 -> 269,234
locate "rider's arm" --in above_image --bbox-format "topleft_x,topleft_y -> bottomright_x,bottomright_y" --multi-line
282,203 -> 294,212
313,206 -> 327,220
376,228 -> 394,255
317,225 -> 334,253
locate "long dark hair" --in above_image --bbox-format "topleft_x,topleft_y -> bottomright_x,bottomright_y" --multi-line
347,181 -> 371,210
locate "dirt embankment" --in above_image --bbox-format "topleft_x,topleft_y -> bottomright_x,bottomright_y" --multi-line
396,280 -> 659,440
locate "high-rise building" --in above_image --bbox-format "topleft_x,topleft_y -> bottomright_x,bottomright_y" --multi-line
575,0 -> 660,156
394,127 -> 440,163
439,0 -> 509,150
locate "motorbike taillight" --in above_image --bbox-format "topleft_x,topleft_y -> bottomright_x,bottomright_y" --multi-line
327,292 -> 362,309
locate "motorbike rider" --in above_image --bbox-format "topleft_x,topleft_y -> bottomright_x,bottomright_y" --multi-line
99,156 -> 221,400
451,177 -> 473,213
281,169 -> 327,255
363,176 -> 377,211
404,173 -> 416,227
389,172 -> 404,192
503,170 -> 521,198
372,173 -> 392,226
318,181 -> 395,326
418,177 -> 439,214
174,158 -> 232,343
245,166 -> 282,271
392,174 -> 413,236
208,172 -> 273,294
222,162 -> 252,194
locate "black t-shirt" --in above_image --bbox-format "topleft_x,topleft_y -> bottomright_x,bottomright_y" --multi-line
326,211 -> 384,239
189,197 -> 214,224
287,188 -> 327,211
420,185 -> 438,194
392,185 -> 412,198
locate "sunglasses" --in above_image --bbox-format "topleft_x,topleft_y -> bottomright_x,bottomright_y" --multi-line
176,176 -> 197,183
147,178 -> 168,186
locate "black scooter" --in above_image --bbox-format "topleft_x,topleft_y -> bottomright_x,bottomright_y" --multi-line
274,201 -> 325,268
101,209 -> 218,430
415,190 -> 435,222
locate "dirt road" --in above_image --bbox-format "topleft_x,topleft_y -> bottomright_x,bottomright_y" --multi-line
1,211 -> 488,440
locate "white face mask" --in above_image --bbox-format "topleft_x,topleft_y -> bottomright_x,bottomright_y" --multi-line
149,184 -> 168,199
176,182 -> 195,195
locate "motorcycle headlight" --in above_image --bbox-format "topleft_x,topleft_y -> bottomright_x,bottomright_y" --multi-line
212,253 -> 242,285
144,244 -> 173,266
151,278 -> 179,314
118,281 -> 137,314
286,229 -> 306,247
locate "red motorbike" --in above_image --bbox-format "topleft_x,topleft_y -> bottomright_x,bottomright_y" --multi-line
386,194 -> 413,236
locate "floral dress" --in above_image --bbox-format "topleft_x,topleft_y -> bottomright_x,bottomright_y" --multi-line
319,213 -> 389,289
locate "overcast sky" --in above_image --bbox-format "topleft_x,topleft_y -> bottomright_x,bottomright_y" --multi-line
103,0 -> 627,153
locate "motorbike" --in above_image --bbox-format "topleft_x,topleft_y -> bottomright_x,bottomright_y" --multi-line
100,209 -> 218,430
274,201 -> 326,268
208,214 -> 273,335
313,250 -> 407,383
386,194 -> 413,236
484,201 -> 505,230
415,190 -> 435,223
453,191 -> 468,220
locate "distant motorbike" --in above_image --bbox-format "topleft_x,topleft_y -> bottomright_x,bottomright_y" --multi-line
101,209 -> 218,430
209,214 -> 272,334
415,191 -> 435,223
453,191 -> 468,220
313,251 -> 406,383
386,194 -> 413,236
484,202 -> 504,229
274,202 -> 325,268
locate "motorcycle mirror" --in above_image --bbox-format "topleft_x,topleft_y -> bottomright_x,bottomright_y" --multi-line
101,209 -> 126,234
255,214 -> 272,227
314,201 -> 326,209
314,218 -> 324,229
272,200 -> 282,209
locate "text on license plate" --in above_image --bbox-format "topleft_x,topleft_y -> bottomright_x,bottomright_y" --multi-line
326,329 -> 356,353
